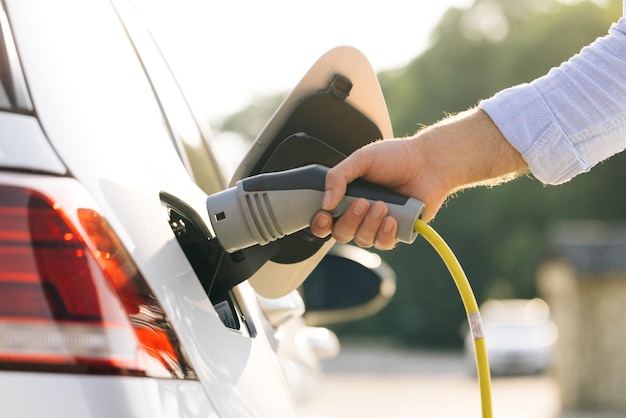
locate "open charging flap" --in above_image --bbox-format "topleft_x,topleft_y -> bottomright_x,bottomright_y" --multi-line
209,46 -> 393,299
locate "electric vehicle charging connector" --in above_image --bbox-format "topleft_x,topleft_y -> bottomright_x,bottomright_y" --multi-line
206,164 -> 424,253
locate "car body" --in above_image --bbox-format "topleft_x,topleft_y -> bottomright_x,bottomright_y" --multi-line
0,0 -> 394,416
464,298 -> 558,376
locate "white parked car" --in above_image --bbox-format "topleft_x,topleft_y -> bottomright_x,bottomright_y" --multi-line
464,298 -> 558,376
0,0 -> 395,416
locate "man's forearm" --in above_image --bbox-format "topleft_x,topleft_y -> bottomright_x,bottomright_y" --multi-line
413,108 -> 529,194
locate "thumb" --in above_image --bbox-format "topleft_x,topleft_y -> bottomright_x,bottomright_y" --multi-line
321,168 -> 347,210
322,152 -> 371,210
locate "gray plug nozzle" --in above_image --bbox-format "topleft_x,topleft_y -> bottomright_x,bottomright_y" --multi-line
206,164 -> 425,253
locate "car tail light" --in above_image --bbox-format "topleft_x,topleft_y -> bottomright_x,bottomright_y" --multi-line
0,181 -> 196,379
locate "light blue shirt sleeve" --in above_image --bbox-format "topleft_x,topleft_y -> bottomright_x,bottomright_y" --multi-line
479,15 -> 626,185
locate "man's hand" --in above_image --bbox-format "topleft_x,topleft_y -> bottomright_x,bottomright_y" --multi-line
310,108 -> 529,250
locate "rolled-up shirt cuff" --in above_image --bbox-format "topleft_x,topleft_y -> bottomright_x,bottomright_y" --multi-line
479,84 -> 589,185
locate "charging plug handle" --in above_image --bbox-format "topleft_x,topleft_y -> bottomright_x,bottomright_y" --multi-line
207,164 -> 425,253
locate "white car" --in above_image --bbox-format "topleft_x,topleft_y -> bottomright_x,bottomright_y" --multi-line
0,0 -> 395,416
464,298 -> 558,376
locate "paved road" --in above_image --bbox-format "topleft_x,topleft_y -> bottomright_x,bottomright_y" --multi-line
296,344 -> 620,418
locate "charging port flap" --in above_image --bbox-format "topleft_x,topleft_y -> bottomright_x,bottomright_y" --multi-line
220,47 -> 393,299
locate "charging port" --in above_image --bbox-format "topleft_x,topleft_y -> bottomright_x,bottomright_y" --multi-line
160,192 -> 247,332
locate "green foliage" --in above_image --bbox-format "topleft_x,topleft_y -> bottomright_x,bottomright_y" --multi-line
381,0 -> 623,137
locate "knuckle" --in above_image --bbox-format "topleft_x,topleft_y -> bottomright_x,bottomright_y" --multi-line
353,236 -> 373,248
332,232 -> 353,244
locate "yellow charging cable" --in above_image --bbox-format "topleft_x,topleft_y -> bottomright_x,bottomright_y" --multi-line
414,219 -> 493,418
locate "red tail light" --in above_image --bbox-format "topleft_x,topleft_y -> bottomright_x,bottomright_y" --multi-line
0,182 -> 196,379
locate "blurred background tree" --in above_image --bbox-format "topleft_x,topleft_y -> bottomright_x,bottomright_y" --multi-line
217,0 -> 625,348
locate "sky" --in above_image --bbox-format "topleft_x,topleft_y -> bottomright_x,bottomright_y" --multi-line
141,0 -> 473,123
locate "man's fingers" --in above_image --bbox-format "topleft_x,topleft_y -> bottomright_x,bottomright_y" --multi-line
310,212 -> 333,238
331,198 -> 370,243
374,217 -> 398,250
353,201 -> 388,248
